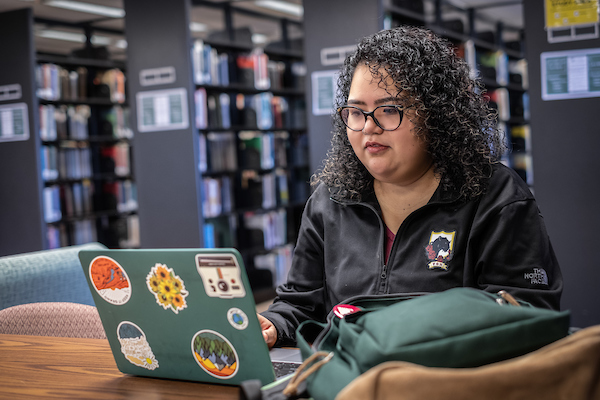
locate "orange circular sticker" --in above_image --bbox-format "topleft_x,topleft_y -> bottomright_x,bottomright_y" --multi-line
89,256 -> 132,305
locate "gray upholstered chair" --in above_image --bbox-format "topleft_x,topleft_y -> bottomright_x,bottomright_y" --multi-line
0,242 -> 108,339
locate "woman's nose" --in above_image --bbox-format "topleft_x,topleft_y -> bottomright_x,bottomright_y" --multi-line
362,115 -> 382,134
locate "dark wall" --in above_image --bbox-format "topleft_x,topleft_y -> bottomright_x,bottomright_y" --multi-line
0,8 -> 45,256
124,0 -> 204,248
303,0 -> 384,175
523,1 -> 600,327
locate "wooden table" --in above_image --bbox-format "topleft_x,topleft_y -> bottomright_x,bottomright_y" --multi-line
0,334 -> 242,399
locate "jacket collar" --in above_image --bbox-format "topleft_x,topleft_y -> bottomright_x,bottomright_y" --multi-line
330,178 -> 464,209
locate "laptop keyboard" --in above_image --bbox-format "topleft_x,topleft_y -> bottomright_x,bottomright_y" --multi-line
272,361 -> 301,379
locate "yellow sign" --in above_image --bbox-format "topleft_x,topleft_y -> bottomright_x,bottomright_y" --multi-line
545,0 -> 599,28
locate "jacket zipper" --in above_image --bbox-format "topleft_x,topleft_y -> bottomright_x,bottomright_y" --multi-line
331,195 -> 459,294
332,199 -> 390,294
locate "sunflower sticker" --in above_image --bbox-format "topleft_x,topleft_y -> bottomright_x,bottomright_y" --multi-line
192,330 -> 238,379
117,321 -> 159,370
146,263 -> 189,314
89,256 -> 131,305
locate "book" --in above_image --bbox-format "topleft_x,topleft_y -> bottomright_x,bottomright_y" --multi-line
43,185 -> 62,223
254,92 -> 274,130
236,54 -> 255,87
252,49 -> 270,90
274,131 -> 289,168
242,209 -> 287,250
253,243 -> 293,287
206,132 -> 237,172
194,88 -> 208,129
219,93 -> 231,129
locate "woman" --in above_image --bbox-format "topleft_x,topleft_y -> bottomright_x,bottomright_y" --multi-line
259,26 -> 562,348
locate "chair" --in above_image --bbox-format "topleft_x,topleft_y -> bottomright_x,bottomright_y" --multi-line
0,302 -> 106,339
0,242 -> 107,310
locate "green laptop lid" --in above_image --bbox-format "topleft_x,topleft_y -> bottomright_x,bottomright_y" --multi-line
78,248 -> 276,386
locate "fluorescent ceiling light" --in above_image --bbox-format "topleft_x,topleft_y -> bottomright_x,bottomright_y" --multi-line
189,22 -> 208,32
37,29 -> 120,48
254,1 -> 303,18
44,0 -> 125,18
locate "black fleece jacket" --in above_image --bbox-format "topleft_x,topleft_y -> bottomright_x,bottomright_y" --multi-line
261,163 -> 563,346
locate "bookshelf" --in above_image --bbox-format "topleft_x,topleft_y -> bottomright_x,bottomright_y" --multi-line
123,0 -> 309,298
384,0 -> 533,186
303,0 -> 532,188
0,8 -> 137,257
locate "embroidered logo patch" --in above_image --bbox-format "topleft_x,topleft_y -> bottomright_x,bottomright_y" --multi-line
425,231 -> 456,270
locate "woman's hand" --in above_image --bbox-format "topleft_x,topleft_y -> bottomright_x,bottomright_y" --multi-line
258,313 -> 277,349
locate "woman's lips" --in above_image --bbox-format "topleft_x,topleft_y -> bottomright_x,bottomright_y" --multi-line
365,141 -> 389,154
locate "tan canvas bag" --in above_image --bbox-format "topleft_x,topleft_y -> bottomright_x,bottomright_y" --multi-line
336,325 -> 600,400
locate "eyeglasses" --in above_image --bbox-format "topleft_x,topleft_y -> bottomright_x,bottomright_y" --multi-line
338,104 -> 405,131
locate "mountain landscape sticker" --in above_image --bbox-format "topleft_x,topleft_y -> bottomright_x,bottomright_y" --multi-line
89,256 -> 131,305
191,330 -> 238,379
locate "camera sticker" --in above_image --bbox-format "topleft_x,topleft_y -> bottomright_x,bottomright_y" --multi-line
89,256 -> 131,305
146,263 -> 189,314
191,330 -> 238,379
117,321 -> 159,370
227,308 -> 249,330
195,253 -> 246,298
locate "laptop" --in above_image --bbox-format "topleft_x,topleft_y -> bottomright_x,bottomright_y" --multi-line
78,248 -> 302,386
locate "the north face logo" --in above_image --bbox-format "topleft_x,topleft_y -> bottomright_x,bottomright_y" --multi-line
525,268 -> 549,285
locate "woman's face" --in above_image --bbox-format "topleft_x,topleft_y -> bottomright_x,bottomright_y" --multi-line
346,64 -> 433,186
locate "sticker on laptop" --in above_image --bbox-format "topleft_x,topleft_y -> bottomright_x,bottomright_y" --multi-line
89,256 -> 132,305
117,321 -> 159,370
227,308 -> 249,330
195,253 -> 246,298
192,330 -> 238,379
146,263 -> 189,314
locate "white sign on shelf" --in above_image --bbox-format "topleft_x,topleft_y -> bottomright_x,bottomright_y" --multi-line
311,70 -> 338,116
0,102 -> 29,142
136,88 -> 189,132
541,48 -> 600,101
140,66 -> 176,87
0,84 -> 22,101
320,45 -> 357,66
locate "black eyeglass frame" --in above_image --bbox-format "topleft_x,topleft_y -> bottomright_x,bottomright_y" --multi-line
337,104 -> 406,132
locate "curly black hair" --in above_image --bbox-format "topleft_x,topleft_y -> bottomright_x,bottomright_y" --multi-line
311,25 -> 506,201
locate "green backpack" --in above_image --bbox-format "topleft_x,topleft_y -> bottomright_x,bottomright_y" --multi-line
287,288 -> 570,400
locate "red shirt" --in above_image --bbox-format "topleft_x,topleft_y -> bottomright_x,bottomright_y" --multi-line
385,226 -> 395,264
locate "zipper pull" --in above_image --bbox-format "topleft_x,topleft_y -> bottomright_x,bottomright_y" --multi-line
498,290 -> 521,306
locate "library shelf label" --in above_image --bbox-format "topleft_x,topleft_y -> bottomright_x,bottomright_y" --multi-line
320,44 -> 357,66
0,102 -> 29,142
311,69 -> 338,116
140,66 -> 177,87
541,48 -> 600,101
0,83 -> 22,101
136,87 -> 189,132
